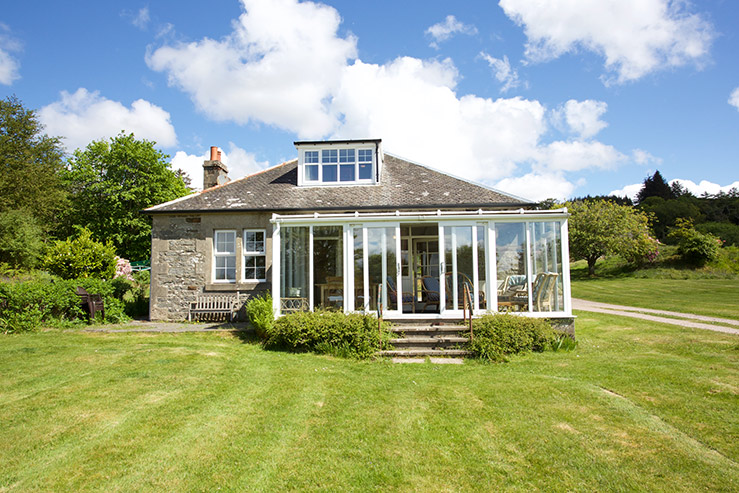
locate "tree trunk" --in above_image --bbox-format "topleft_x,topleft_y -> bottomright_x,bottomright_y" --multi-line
587,256 -> 597,277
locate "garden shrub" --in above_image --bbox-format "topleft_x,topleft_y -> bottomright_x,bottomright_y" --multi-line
0,276 -> 130,333
466,314 -> 556,361
264,310 -> 391,359
42,229 -> 117,280
245,292 -> 274,339
696,222 -> 739,247
668,218 -> 721,266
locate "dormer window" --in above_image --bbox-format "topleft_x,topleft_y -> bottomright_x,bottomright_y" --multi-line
296,139 -> 382,186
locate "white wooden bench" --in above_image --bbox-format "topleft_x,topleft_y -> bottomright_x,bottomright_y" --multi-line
188,294 -> 242,322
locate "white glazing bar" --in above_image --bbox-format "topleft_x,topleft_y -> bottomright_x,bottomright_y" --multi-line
363,227 -> 369,312
526,223 -> 533,313
272,222 -> 281,316
561,219 -> 572,315
308,225 -> 314,311
472,225 -> 479,312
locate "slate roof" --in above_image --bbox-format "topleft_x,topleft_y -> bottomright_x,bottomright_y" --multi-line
146,153 -> 532,214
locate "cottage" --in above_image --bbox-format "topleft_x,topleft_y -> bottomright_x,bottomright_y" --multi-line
146,139 -> 573,330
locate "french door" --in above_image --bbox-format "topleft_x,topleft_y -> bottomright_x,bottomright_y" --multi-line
350,224 -> 402,316
439,224 -> 487,313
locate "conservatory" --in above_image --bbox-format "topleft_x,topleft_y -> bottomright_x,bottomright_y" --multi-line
271,209 -> 572,319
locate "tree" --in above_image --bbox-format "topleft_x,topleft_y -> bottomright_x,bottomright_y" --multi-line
0,96 -> 67,228
0,209 -> 45,269
635,170 -> 674,204
62,132 -> 190,260
566,200 -> 657,276
42,228 -> 117,279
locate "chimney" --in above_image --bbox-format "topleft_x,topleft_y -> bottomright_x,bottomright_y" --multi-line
203,146 -> 229,189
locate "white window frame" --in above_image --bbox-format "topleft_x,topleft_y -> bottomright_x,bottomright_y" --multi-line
243,229 -> 267,282
299,145 -> 376,186
213,230 -> 237,283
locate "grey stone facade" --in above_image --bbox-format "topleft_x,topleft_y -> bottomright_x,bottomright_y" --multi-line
150,212 -> 273,321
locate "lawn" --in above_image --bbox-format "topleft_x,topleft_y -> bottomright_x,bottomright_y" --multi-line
571,277 -> 739,320
1,315 -> 737,492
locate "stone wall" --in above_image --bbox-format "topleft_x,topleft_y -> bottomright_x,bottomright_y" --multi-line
150,212 -> 273,321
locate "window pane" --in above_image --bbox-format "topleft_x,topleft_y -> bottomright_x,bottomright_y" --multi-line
305,164 -> 318,181
354,227 -> 364,310
280,227 -> 310,312
340,164 -> 355,181
495,222 -> 528,312
339,148 -> 355,163
216,255 -> 236,281
358,162 -> 372,180
322,149 -> 337,163
305,151 -> 319,163
322,164 -> 337,182
358,149 -> 372,162
313,226 -> 343,310
215,231 -> 235,254
244,231 -> 265,253
530,222 -> 563,313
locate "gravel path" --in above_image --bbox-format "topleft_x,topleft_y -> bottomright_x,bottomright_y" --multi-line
573,298 -> 739,335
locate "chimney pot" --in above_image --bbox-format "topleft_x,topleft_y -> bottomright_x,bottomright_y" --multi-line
217,150 -> 222,161
210,146 -> 218,161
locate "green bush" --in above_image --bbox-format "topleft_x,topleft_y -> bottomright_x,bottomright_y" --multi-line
42,229 -> 117,280
696,222 -> 739,247
668,218 -> 721,266
245,292 -> 274,339
0,276 -> 130,333
466,314 -> 556,361
0,209 -> 45,269
264,310 -> 391,359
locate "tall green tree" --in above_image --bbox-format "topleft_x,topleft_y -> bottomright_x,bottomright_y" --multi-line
0,95 -> 67,226
62,132 -> 190,260
635,170 -> 674,204
566,200 -> 657,276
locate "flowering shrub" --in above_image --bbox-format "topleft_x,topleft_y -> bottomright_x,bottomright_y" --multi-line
115,257 -> 134,281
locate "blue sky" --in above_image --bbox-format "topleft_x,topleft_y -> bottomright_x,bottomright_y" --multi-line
1,0 -> 737,200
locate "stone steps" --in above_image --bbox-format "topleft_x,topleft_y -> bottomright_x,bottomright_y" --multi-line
381,323 -> 472,358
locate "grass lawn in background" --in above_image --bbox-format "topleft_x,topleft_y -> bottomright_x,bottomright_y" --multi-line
571,277 -> 739,321
1,313 -> 737,491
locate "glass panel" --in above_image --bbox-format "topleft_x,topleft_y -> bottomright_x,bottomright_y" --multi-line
322,164 -> 337,182
322,149 -> 337,163
367,227 -> 397,312
313,226 -> 343,310
444,229 -> 453,310
353,227 -> 364,310
339,148 -> 355,163
358,162 -> 372,180
530,222 -> 564,312
339,164 -> 355,181
358,149 -> 372,162
444,226 -> 473,310
495,223 -> 529,312
477,225 -> 486,310
215,256 -> 236,281
280,226 -> 310,312
215,231 -> 235,254
244,255 -> 266,280
305,151 -> 319,163
244,231 -> 265,253
305,164 -> 318,181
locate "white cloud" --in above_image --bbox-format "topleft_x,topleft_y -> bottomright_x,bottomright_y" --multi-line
610,178 -> 739,200
729,87 -> 739,111
495,172 -> 578,202
632,148 -> 662,165
425,15 -> 477,49
552,99 -> 608,139
132,7 -> 151,30
535,140 -> 625,172
479,53 -> 520,92
148,0 -> 635,195
609,183 -> 643,200
670,179 -> 739,197
499,0 -> 714,84
147,0 -> 357,137
38,88 -> 177,152
171,143 -> 269,190
331,57 -> 546,182
0,24 -> 21,85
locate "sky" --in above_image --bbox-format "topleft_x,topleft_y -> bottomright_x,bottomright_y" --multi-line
1,0 -> 737,201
